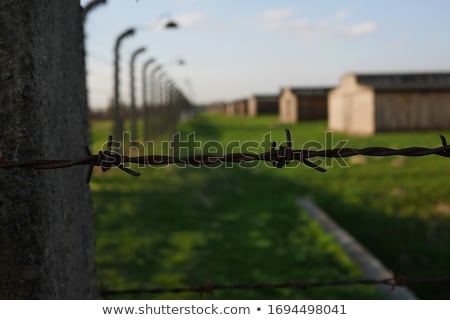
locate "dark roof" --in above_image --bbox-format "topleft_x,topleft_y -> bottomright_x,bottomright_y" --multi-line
230,98 -> 247,104
354,72 -> 450,91
289,87 -> 332,96
252,94 -> 279,101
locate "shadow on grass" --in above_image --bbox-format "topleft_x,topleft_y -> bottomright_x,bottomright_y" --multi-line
304,187 -> 450,299
178,114 -> 286,142
177,113 -> 225,141
93,166 -> 383,300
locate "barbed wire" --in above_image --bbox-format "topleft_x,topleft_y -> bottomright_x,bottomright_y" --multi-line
0,130 -> 448,182
99,275 -> 450,297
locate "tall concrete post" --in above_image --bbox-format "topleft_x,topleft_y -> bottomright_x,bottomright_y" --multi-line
157,73 -> 167,136
142,58 -> 155,141
129,46 -> 146,142
113,28 -> 135,141
0,0 -> 96,298
150,65 -> 163,108
149,65 -> 162,138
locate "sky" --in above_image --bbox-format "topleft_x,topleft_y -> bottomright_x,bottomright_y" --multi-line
81,0 -> 450,109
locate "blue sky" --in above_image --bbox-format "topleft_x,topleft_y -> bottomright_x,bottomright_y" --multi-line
81,0 -> 450,109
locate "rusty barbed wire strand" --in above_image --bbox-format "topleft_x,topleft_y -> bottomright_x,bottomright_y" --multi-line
0,131 -> 449,181
99,275 -> 450,297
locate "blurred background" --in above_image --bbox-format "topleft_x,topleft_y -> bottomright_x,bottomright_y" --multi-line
83,0 -> 450,110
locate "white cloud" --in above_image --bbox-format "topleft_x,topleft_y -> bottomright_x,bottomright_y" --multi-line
263,21 -> 283,31
288,19 -> 310,34
260,8 -> 296,31
335,9 -> 350,21
174,11 -> 203,28
346,21 -> 378,36
258,8 -> 377,41
261,8 -> 295,22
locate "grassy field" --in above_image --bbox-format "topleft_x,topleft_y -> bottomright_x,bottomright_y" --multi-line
91,113 -> 450,299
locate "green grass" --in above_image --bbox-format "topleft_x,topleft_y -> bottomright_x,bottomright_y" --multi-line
91,113 -> 450,299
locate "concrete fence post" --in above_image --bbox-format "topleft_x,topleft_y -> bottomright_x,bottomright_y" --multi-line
0,0 -> 96,298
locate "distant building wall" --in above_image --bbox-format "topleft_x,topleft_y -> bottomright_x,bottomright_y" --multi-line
329,73 -> 450,135
279,89 -> 298,123
206,103 -> 226,114
234,100 -> 247,117
349,88 -> 375,135
329,75 -> 375,135
225,100 -> 247,116
328,91 -> 348,132
375,91 -> 450,131
280,87 -> 329,123
297,95 -> 328,120
248,97 -> 257,117
248,95 -> 279,117
226,102 -> 235,115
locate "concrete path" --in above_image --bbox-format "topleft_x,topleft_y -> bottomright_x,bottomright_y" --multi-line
297,197 -> 417,300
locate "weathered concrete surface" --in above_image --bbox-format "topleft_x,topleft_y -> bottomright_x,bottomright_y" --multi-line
0,1 -> 96,298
